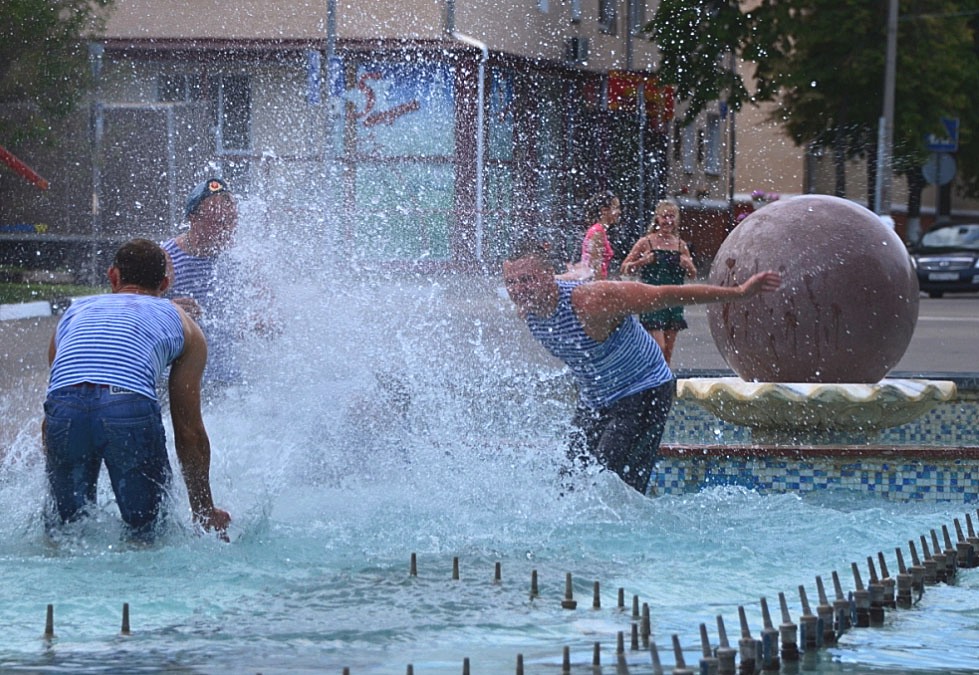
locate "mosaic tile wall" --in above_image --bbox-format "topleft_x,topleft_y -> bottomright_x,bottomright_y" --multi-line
663,390 -> 979,447
654,456 -> 979,503
658,380 -> 979,503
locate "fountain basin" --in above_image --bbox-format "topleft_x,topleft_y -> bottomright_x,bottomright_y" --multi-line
677,377 -> 956,445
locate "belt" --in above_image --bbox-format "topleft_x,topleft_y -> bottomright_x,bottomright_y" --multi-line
68,383 -> 135,395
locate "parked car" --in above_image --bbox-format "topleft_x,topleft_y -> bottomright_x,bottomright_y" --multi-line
910,222 -> 979,298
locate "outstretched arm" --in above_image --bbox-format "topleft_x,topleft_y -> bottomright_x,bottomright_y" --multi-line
574,271 -> 782,340
168,309 -> 231,536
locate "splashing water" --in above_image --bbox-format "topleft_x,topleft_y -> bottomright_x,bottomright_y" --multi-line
1,206 -> 977,673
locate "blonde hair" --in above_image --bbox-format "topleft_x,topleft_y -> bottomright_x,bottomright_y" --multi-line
647,199 -> 680,234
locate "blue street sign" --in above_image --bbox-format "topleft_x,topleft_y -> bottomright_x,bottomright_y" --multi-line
925,117 -> 959,153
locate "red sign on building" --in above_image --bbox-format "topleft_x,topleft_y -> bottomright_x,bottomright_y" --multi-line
607,71 -> 674,133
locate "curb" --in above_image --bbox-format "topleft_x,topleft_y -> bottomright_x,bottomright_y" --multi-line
0,296 -> 82,321
0,300 -> 53,321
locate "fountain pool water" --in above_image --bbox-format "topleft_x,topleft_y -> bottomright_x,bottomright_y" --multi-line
1,265 -> 977,674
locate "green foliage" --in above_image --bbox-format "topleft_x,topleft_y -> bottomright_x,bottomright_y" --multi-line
648,0 -> 979,194
0,281 -> 101,305
0,0 -> 114,143
650,0 -> 750,123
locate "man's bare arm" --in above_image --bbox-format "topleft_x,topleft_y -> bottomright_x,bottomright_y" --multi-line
574,272 -> 782,340
168,310 -> 230,534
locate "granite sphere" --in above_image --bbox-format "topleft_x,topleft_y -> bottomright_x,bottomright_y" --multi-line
706,195 -> 919,383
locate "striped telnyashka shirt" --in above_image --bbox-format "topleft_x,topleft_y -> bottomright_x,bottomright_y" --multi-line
526,280 -> 673,409
161,238 -> 240,383
47,294 -> 185,401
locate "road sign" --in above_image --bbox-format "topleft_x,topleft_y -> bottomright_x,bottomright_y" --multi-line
922,152 -> 956,186
925,117 -> 959,153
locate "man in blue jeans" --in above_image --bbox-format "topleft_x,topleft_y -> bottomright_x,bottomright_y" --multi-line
43,239 -> 231,539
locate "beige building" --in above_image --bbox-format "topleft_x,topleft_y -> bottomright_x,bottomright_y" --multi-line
0,0 -> 973,275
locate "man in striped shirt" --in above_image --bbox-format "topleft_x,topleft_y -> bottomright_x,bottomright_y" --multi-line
503,244 -> 780,495
43,239 -> 231,539
162,177 -> 277,388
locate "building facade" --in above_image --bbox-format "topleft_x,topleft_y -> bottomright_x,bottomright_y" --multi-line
2,0 -> 972,277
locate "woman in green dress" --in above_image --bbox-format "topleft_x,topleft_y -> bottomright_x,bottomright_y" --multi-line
621,200 -> 698,364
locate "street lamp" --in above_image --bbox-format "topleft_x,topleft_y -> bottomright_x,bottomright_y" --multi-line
874,0 -> 897,219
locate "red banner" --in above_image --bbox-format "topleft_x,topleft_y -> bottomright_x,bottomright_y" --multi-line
607,71 -> 674,133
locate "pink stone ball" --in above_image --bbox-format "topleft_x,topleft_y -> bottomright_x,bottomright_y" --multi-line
706,195 -> 919,383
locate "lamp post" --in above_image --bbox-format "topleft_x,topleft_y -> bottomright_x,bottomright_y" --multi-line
874,0 -> 897,218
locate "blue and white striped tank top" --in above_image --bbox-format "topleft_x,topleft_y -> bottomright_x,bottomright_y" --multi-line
526,280 -> 673,409
47,294 -> 185,401
162,238 -> 238,383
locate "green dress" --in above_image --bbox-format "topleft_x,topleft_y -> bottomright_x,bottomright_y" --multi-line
638,249 -> 688,331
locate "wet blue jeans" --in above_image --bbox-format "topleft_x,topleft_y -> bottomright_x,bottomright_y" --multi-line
569,378 -> 676,495
44,384 -> 172,535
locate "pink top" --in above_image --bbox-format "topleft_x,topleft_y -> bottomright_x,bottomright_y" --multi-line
581,222 -> 614,279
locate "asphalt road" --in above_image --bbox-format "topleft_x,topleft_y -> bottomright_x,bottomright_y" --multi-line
3,286 -> 976,385
670,293 -> 979,376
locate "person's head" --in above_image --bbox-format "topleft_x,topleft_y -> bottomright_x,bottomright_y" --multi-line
583,191 -> 621,227
502,240 -> 558,317
185,177 -> 238,252
649,199 -> 680,234
109,239 -> 170,294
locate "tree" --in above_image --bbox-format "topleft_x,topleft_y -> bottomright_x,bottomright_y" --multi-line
648,0 -> 979,214
0,0 -> 114,144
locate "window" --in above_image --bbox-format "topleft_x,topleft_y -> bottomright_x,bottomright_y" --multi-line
215,75 -> 251,153
157,74 -> 204,102
681,122 -> 697,174
570,0 -> 582,23
628,0 -> 645,34
599,0 -> 617,34
538,0 -> 548,12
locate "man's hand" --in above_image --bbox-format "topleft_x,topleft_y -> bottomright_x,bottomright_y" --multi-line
740,271 -> 782,296
196,507 -> 232,541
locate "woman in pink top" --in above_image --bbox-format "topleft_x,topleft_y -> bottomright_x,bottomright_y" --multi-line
579,191 -> 621,280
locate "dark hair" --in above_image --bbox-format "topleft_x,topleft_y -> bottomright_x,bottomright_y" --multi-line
583,190 -> 618,224
113,239 -> 167,289
504,237 -> 557,270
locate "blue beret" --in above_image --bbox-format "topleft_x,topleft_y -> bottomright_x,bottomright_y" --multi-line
185,177 -> 229,219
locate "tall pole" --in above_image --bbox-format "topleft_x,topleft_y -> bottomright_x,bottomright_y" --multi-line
875,0 -> 897,217
88,42 -> 104,285
727,51 -> 736,230
322,0 -> 338,265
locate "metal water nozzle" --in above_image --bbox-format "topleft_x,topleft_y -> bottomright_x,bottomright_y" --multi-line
777,592 -> 799,661
650,639 -> 665,675
694,623 -> 717,675
907,540 -> 926,596
865,557 -> 885,626
671,633 -> 695,675
814,576 -> 835,646
758,597 -> 781,672
850,563 -> 870,628
797,585 -> 819,652
927,530 -> 947,583
561,572 -> 577,609
831,571 -> 851,633
876,551 -> 896,609
940,526 -> 958,580
894,547 -> 914,609
715,615 -> 737,675
737,606 -> 756,675
954,518 -> 976,569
